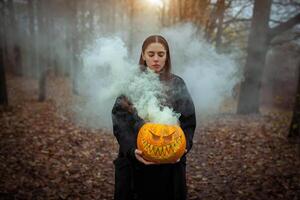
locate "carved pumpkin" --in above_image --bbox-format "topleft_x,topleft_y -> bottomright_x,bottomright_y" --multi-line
137,123 -> 186,163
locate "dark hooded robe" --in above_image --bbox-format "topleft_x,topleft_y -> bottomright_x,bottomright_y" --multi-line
112,73 -> 196,200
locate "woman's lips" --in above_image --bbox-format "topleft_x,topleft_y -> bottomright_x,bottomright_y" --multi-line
152,64 -> 160,67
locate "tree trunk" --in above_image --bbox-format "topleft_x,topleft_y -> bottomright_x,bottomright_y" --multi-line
2,0 -> 9,71
161,0 -> 167,26
7,0 -> 22,76
0,46 -> 8,106
37,0 -> 47,101
205,0 -> 226,44
128,0 -> 134,56
65,16 -> 72,78
28,0 -> 38,78
0,0 -> 8,106
88,1 -> 96,34
215,0 -> 225,51
178,0 -> 184,21
71,0 -> 80,95
237,0 -> 272,114
288,62 -> 300,140
197,0 -> 210,27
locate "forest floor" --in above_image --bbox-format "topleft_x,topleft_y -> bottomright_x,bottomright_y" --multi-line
0,73 -> 299,200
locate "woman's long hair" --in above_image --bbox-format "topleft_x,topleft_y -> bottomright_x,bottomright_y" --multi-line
138,35 -> 172,81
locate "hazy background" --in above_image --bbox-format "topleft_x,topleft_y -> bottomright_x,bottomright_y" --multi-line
1,0 -> 299,129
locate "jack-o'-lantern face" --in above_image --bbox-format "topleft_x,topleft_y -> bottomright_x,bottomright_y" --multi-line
137,123 -> 186,163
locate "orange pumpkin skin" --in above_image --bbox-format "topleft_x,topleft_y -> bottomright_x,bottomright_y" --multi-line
137,123 -> 186,164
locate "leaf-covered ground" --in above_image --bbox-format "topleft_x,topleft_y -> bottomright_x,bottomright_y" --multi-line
0,74 -> 299,200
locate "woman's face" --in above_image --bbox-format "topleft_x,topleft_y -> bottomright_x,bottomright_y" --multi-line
142,42 -> 167,73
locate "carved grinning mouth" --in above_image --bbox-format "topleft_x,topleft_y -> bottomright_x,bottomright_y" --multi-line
141,133 -> 183,158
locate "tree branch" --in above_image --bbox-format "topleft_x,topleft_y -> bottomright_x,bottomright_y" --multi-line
269,13 -> 300,39
270,19 -> 285,24
224,18 -> 251,25
273,1 -> 300,7
223,2 -> 252,30
270,34 -> 300,46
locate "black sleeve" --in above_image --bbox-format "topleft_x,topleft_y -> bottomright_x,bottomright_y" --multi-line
111,95 -> 145,159
176,79 -> 196,153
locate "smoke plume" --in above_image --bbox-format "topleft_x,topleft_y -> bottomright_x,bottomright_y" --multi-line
75,23 -> 241,129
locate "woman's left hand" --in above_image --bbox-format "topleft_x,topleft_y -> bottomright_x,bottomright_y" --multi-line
174,149 -> 187,163
135,149 -> 156,165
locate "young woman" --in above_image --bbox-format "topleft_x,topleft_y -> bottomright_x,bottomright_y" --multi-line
112,35 -> 196,200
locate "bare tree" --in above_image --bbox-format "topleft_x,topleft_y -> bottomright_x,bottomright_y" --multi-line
205,0 -> 226,42
37,0 -> 49,101
70,0 -> 80,95
127,0 -> 135,55
7,0 -> 22,76
289,62 -> 300,141
27,0 -> 38,78
237,0 -> 300,114
0,0 -> 8,106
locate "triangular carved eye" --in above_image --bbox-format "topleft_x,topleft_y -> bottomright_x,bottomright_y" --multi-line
149,130 -> 160,141
163,131 -> 176,142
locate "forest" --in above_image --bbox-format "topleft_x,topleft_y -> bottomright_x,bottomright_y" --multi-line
0,0 -> 300,199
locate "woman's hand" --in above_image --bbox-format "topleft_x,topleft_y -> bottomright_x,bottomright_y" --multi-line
174,149 -> 188,163
134,149 -> 156,165
119,96 -> 134,113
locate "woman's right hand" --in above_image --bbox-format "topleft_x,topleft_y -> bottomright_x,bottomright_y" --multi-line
134,149 -> 156,165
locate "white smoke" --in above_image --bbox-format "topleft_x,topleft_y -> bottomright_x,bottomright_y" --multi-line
75,23 -> 241,129
77,36 -> 180,128
124,68 -> 180,125
74,37 -> 131,129
161,23 -> 240,114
